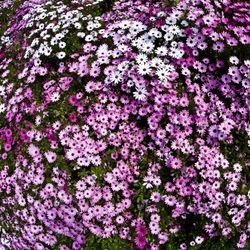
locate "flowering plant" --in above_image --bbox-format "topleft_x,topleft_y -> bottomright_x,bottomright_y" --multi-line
0,0 -> 249,249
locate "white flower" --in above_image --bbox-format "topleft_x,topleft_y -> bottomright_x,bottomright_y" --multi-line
0,86 -> 6,96
156,69 -> 168,81
181,20 -> 189,27
157,11 -> 166,17
155,46 -> 168,56
42,111 -> 49,117
51,92 -> 60,102
85,34 -> 94,41
186,37 -> 197,47
149,28 -> 162,38
110,71 -> 122,84
38,43 -> 49,54
233,163 -> 242,172
52,25 -> 60,32
118,20 -> 131,29
164,64 -> 175,72
229,56 -> 239,65
170,10 -> 183,19
44,47 -> 52,56
52,121 -> 61,130
46,23 -> 54,30
30,38 -> 39,47
195,237 -> 204,244
169,48 -> 184,59
136,53 -> 148,64
166,16 -> 177,25
242,79 -> 250,88
171,41 -> 178,48
182,68 -> 191,76
34,58 -> 42,66
0,227 -> 11,248
55,33 -> 64,40
97,44 -> 109,56
77,32 -> 85,38
164,32 -> 174,41
62,29 -> 69,35
0,103 -> 6,113
118,44 -> 129,52
38,23 -> 45,30
133,87 -> 147,101
140,41 -> 154,53
161,25 -> 169,32
93,21 -> 101,29
168,25 -> 181,35
87,22 -> 95,31
131,21 -> 147,33
112,49 -> 122,58
59,41 -> 66,49
127,80 -> 134,87
56,51 -> 66,59
35,116 -> 42,126
117,60 -> 129,70
131,38 -> 139,47
244,59 -> 250,68
137,63 -> 151,76
143,182 -> 153,189
40,30 -> 48,38
74,22 -> 81,29
151,58 -> 164,69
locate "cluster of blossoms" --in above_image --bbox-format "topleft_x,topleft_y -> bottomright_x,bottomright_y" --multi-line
0,0 -> 249,249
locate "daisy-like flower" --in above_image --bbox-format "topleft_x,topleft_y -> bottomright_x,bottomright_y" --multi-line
164,195 -> 177,206
66,148 -> 78,160
0,86 -> 5,96
135,235 -> 147,249
164,32 -> 174,41
56,51 -> 66,59
228,181 -> 238,191
195,236 -> 204,245
28,144 -> 40,157
117,61 -> 129,72
151,58 -> 164,69
166,16 -> 177,25
155,46 -> 168,56
0,103 -> 6,113
77,32 -> 85,38
150,192 -> 161,203
110,71 -> 123,84
169,47 -> 184,59
118,20 -> 131,29
168,25 -> 181,35
136,53 -> 148,64
244,59 -> 250,68
133,87 -> 147,101
58,41 -> 66,49
156,68 -> 170,81
116,216 -> 125,224
51,92 -> 60,102
44,151 -> 57,163
140,41 -> 154,54
212,213 -> 222,223
233,163 -> 242,172
137,63 -> 151,76
229,56 -> 239,65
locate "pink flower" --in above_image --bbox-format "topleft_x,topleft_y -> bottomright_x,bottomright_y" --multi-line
44,151 -> 57,163
135,235 -> 147,249
28,144 -> 40,157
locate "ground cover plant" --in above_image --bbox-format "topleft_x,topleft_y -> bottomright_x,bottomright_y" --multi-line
0,0 -> 249,249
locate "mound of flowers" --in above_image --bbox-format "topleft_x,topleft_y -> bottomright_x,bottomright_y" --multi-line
0,0 -> 249,249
